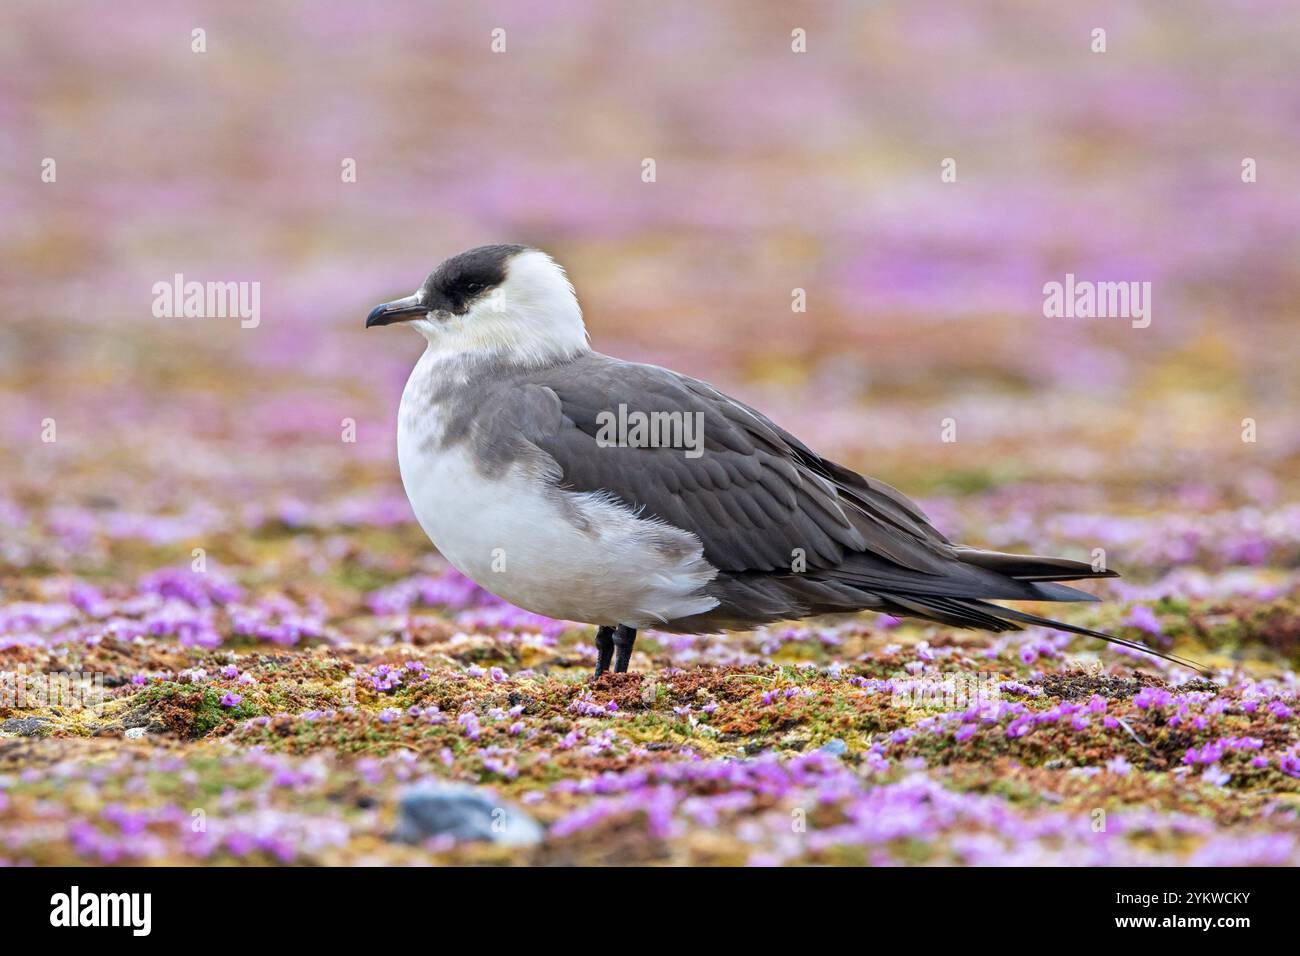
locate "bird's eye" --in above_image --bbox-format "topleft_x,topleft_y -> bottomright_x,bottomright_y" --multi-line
464,282 -> 484,294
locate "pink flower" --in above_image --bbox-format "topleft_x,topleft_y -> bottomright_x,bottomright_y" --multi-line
1133,687 -> 1171,710
1122,605 -> 1162,636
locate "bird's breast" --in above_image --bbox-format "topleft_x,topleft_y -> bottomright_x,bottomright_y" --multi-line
392,359 -> 718,627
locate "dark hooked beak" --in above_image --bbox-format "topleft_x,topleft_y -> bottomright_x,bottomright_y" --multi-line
365,293 -> 426,328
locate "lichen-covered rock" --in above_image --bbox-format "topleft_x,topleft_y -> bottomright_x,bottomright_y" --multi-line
0,717 -> 51,738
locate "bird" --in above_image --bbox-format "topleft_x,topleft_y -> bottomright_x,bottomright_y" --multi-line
366,244 -> 1202,677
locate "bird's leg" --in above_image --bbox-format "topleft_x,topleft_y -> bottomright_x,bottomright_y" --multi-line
593,626 -> 615,679
612,625 -> 637,673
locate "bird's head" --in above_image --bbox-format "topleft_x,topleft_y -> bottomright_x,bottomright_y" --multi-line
365,244 -> 588,366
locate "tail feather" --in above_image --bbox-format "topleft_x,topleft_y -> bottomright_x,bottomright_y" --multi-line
954,547 -> 1118,583
987,603 -> 1209,673
1028,581 -> 1102,603
886,594 -> 1022,632
889,593 -> 1207,673
824,543 -> 1205,672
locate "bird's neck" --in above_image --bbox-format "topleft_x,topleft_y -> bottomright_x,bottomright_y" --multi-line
413,341 -> 586,388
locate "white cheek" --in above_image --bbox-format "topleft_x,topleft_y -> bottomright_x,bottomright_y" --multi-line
464,294 -> 510,326
483,288 -> 509,311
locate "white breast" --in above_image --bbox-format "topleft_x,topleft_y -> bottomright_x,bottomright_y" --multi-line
395,351 -> 718,628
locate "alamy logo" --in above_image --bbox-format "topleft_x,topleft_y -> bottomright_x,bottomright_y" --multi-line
1042,273 -> 1151,328
595,403 -> 705,459
891,671 -> 1002,710
152,274 -> 261,328
49,886 -> 151,936
1,665 -> 104,713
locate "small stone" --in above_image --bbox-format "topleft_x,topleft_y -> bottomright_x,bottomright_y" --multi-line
391,782 -> 543,847
124,727 -> 147,739
1,717 -> 52,738
819,737 -> 848,757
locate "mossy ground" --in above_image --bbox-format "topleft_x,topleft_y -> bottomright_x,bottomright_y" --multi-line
3,543 -> 1298,864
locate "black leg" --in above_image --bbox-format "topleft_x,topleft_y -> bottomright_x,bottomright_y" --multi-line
593,626 -> 615,678
612,625 -> 637,673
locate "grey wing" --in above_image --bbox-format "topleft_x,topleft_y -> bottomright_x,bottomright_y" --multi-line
515,354 -> 957,576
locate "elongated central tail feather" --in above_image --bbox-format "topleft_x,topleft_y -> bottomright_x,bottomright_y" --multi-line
925,598 -> 1206,671
984,603 -> 1208,672
892,594 -> 1208,673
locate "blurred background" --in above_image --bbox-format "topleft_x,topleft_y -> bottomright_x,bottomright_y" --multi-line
2,0 -> 1298,593
4,0 -> 1300,870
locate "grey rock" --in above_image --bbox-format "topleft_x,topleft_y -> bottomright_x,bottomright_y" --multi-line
119,707 -> 168,734
392,782 -> 543,847
819,737 -> 848,757
1,717 -> 52,737
123,727 -> 147,739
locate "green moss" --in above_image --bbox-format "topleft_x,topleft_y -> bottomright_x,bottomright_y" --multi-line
191,686 -> 261,735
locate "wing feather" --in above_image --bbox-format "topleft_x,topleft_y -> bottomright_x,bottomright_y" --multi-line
514,354 -> 952,576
